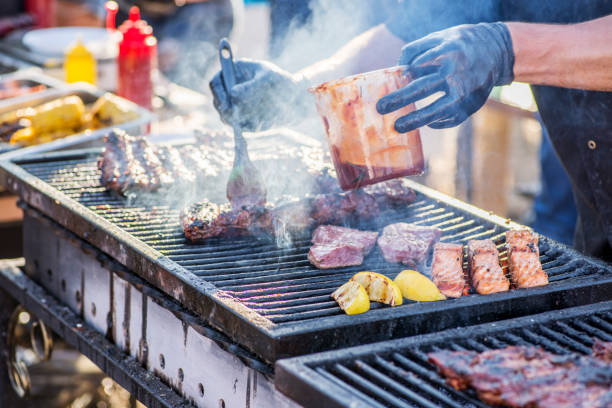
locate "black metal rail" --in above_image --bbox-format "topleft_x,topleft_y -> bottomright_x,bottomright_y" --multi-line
0,259 -> 190,408
276,300 -> 612,408
1,148 -> 612,363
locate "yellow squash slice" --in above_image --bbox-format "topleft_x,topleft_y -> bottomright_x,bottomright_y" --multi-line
331,281 -> 370,315
350,272 -> 403,306
394,270 -> 447,302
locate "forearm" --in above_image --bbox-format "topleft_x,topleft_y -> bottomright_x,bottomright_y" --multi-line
508,15 -> 612,91
296,24 -> 404,85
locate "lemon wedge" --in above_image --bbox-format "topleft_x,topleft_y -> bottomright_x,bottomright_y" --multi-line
350,272 -> 403,306
331,281 -> 370,315
394,270 -> 447,302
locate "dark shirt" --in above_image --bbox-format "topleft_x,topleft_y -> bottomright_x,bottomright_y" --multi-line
386,1 -> 612,260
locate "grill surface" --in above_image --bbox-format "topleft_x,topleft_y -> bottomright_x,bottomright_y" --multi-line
276,300 -> 612,408
1,148 -> 612,363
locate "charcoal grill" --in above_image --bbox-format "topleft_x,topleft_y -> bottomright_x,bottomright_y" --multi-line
1,147 -> 612,363
275,299 -> 612,408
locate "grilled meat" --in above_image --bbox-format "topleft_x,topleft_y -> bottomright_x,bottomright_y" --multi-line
431,243 -> 465,298
308,225 -> 378,269
99,130 -> 226,195
98,130 -> 175,193
467,239 -> 509,294
377,223 -> 442,266
311,190 -> 380,226
363,179 -> 417,209
592,339 -> 612,362
428,342 -> 612,408
181,199 -> 273,243
506,229 -> 548,288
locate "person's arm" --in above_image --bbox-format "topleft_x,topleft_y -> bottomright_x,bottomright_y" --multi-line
508,15 -> 612,91
297,24 -> 405,84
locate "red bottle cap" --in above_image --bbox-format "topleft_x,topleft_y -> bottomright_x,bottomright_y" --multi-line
118,6 -> 156,58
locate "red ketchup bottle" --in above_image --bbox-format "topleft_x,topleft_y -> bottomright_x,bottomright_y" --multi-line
116,7 -> 156,110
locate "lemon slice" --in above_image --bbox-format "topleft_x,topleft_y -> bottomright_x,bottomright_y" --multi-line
394,270 -> 447,302
350,272 -> 403,306
331,281 -> 370,315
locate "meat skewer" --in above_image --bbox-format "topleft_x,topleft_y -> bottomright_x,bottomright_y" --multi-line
467,239 -> 509,294
506,229 -> 548,288
431,243 -> 465,298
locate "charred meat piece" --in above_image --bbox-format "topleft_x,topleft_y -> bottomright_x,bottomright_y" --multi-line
377,223 -> 442,266
427,350 -> 478,390
467,240 -> 509,295
428,344 -> 612,408
311,190 -> 380,226
431,243 -> 465,298
506,229 -> 548,288
308,225 -> 378,269
363,178 -> 417,209
182,199 -> 273,243
592,339 -> 612,362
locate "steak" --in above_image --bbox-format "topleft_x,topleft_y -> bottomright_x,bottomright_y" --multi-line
363,178 -> 418,209
181,199 -> 273,243
467,239 -> 510,295
506,229 -> 548,288
377,223 -> 442,265
431,243 -> 465,298
428,341 -> 612,408
308,225 -> 378,269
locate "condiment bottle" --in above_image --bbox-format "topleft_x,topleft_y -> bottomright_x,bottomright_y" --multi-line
116,7 -> 156,110
64,37 -> 97,85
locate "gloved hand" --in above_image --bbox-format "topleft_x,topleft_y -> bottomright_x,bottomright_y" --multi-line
377,22 -> 514,133
209,59 -> 310,131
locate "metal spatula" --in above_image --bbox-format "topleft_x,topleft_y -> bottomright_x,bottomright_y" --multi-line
218,39 -> 267,208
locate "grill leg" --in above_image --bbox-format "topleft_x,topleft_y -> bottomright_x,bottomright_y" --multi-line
0,287 -> 25,408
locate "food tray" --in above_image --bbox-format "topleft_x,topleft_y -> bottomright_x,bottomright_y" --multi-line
0,82 -> 154,160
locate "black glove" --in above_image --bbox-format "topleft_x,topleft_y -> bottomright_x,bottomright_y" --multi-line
377,22 -> 514,133
209,59 -> 310,131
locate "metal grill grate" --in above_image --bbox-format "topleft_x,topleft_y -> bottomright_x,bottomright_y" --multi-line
276,300 -> 612,408
2,149 -> 612,362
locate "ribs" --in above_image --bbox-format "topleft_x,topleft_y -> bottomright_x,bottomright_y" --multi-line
377,223 -> 442,266
308,225 -> 378,269
99,130 -> 226,195
467,239 -> 509,294
428,341 -> 612,408
506,229 -> 548,288
431,243 -> 465,298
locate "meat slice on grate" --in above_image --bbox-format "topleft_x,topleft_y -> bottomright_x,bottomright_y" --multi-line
377,223 -> 442,266
428,343 -> 612,408
363,178 -> 417,209
506,229 -> 548,288
181,199 -> 273,243
308,225 -> 378,269
592,339 -> 612,362
431,243 -> 465,298
467,239 -> 509,294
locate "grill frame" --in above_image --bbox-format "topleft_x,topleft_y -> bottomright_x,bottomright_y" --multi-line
275,300 -> 612,408
1,148 -> 612,363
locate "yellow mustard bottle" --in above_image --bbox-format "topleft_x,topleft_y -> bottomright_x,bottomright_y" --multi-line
64,37 -> 96,85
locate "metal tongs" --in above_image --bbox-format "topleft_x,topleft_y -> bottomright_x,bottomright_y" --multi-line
218,39 -> 267,208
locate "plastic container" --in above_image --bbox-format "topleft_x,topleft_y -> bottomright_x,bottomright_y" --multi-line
310,66 -> 424,190
64,37 -> 96,85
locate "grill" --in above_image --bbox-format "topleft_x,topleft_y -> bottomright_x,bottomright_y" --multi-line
1,147 -> 612,363
275,300 -> 612,408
